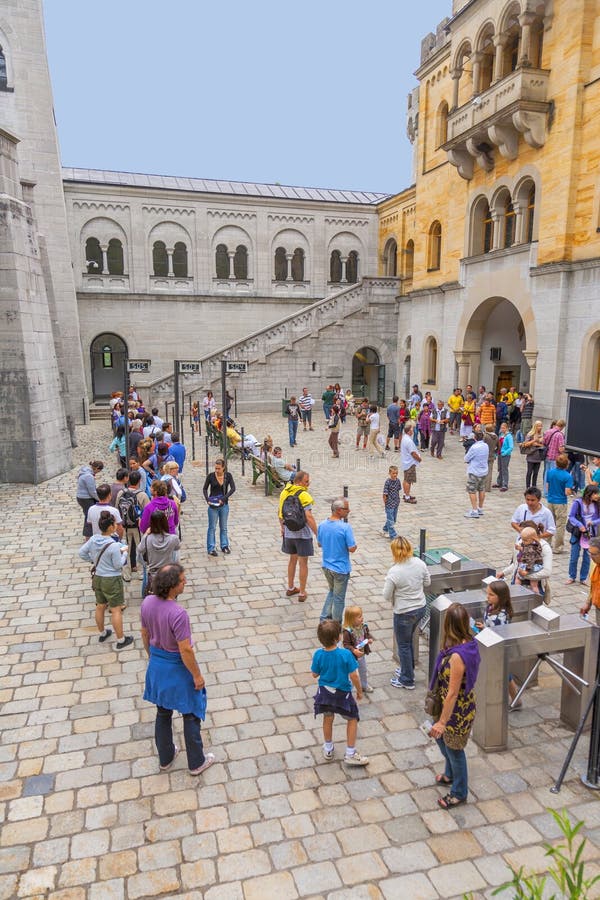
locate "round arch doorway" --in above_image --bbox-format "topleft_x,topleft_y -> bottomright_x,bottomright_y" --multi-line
90,333 -> 128,403
352,346 -> 385,406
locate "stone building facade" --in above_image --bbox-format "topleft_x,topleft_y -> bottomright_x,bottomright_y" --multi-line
61,170 -> 386,403
379,0 -> 600,421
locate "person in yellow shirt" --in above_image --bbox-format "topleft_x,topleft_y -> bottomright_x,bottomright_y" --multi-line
447,388 -> 463,435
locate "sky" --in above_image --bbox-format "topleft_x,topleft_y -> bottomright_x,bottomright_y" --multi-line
44,0 -> 451,195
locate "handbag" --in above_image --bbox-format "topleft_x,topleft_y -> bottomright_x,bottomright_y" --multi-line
424,680 -> 443,719
90,542 -> 111,582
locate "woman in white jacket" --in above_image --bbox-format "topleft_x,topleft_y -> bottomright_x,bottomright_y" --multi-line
383,536 -> 431,689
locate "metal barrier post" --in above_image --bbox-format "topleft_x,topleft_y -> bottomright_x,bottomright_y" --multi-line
419,529 -> 426,560
241,428 -> 245,476
191,423 -> 196,461
205,435 -> 209,475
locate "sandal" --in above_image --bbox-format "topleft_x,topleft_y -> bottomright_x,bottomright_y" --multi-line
286,587 -> 300,596
435,774 -> 453,785
437,793 -> 467,810
298,593 -> 307,602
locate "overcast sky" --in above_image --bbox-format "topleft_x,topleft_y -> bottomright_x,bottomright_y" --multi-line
44,0 -> 450,194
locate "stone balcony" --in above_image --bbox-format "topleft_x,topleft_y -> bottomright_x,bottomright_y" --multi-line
81,272 -> 130,291
443,67 -> 551,180
149,275 -> 194,293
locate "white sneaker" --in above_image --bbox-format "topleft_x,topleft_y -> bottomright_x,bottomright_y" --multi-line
190,753 -> 215,776
477,508 -> 484,516
159,745 -> 179,771
323,744 -> 334,761
343,752 -> 369,766
464,510 -> 480,518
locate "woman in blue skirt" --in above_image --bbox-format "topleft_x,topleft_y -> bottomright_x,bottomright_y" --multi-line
140,564 -> 215,775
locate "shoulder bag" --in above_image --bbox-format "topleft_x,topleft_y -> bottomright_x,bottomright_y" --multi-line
90,542 -> 112,582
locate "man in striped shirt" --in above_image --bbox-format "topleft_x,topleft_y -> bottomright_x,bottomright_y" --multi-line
298,388 -> 315,431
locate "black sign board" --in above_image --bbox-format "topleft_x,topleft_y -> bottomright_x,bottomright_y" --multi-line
565,389 -> 600,456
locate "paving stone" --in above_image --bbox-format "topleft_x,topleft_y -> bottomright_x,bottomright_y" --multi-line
180,859 -> 217,889
0,846 -> 30,874
292,861 -> 342,895
216,825 -> 254,854
17,864 -> 57,896
70,829 -> 110,859
204,883 -> 244,900
32,837 -> 70,867
127,868 -> 181,899
98,851 -> 138,880
336,850 -> 388,885
181,833 -> 218,861
22,773 -> 55,796
217,848 -> 271,882
137,839 -> 182,871
89,879 -> 124,900
270,840 -> 309,870
8,795 -> 44,821
428,860 -> 487,897
473,853 -> 514,887
57,858 -> 97,888
0,817 -> 48,846
243,871 -> 299,900
427,831 -> 483,864
503,819 -> 543,846
379,873 -> 439,899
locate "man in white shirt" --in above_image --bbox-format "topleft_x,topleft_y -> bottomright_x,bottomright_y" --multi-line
86,483 -> 124,537
464,432 -> 489,518
298,388 -> 315,431
510,487 -> 556,540
400,422 -> 422,504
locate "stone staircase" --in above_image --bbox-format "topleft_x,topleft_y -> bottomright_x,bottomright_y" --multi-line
145,276 -> 401,411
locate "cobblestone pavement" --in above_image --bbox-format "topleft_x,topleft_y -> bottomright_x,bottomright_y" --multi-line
1,413 -> 599,900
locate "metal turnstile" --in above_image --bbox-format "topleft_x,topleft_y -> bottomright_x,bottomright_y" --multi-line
473,610 -> 599,751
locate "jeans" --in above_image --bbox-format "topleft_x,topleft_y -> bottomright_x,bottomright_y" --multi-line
288,418 -> 298,446
569,461 -> 585,492
569,540 -> 590,582
156,705 -> 205,770
383,504 -> 398,539
207,503 -> 229,552
497,455 -> 510,488
544,459 -> 557,496
393,606 -> 425,686
301,409 -> 312,427
526,460 -> 541,489
320,568 -> 350,622
435,738 -> 468,800
323,404 -> 332,421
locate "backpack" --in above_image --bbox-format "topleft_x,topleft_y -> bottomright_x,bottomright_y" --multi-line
118,489 -> 142,529
282,489 -> 307,531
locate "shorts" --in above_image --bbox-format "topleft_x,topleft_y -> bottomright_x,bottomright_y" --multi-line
282,536 -> 314,557
466,473 -> 487,494
313,685 -> 359,721
387,423 -> 401,439
356,425 -> 370,436
403,465 -> 417,484
92,574 -> 125,608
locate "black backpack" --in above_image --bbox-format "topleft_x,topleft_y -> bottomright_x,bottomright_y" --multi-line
282,490 -> 307,531
118,489 -> 142,529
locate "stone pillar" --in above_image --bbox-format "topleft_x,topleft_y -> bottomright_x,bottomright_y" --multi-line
450,68 -> 461,109
341,256 -> 348,283
472,52 -> 482,95
512,202 -> 525,245
228,251 -> 235,279
286,253 -> 293,281
519,12 -> 536,66
454,351 -> 481,393
166,248 -> 174,277
523,350 -> 538,395
491,209 -> 503,250
100,244 -> 108,275
493,33 -> 507,82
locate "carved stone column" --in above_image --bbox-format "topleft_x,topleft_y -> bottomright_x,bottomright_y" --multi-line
341,256 -> 348,284
512,202 -> 525,245
522,350 -> 538,396
471,52 -> 483,95
450,68 -> 461,109
491,209 -> 503,251
100,244 -> 108,275
228,251 -> 235,279
492,33 -> 507,82
518,11 -> 537,66
286,253 -> 293,281
166,247 -> 174,277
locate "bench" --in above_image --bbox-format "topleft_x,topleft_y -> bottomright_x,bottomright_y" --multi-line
206,421 -> 242,460
251,456 -> 287,495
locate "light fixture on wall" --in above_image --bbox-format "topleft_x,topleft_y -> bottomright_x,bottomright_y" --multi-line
490,347 -> 502,362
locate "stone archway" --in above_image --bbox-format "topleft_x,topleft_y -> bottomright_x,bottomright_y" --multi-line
352,346 -> 385,406
90,333 -> 128,402
454,297 -> 537,398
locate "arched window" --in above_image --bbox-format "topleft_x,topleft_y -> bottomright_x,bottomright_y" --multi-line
424,336 -> 438,385
483,205 -> 493,253
152,241 -> 168,277
215,244 -> 229,279
479,36 -> 495,91
0,46 -> 7,90
346,251 -> 358,283
274,247 -> 287,281
530,18 -> 544,68
234,245 -> 248,279
85,237 -> 102,273
384,239 -> 398,276
525,185 -> 535,243
503,197 -> 516,248
428,221 -> 442,271
404,240 -> 414,281
436,101 -> 449,147
470,198 -> 493,256
172,242 -> 188,277
291,248 -> 305,282
107,238 -> 124,276
330,250 -> 342,283
502,22 -> 520,75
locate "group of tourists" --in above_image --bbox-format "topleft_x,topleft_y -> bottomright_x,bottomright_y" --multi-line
72,376 -> 600,798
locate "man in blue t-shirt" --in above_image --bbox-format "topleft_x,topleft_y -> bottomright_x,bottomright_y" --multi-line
385,396 -> 401,451
317,499 -> 357,623
546,454 -> 573,553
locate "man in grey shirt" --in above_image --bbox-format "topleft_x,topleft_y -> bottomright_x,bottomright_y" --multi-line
464,433 -> 488,519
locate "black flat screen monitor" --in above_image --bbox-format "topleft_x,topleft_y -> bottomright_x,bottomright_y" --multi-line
565,389 -> 600,456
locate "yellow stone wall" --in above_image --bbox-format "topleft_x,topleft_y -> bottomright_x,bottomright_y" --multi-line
379,0 -> 600,276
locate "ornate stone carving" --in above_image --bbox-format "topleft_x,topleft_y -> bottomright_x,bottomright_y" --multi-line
73,200 -> 129,212
142,205 -> 194,217
512,110 -> 547,148
267,214 -> 314,224
324,217 -> 369,228
207,209 -> 256,221
447,148 -> 474,180
488,123 -> 519,159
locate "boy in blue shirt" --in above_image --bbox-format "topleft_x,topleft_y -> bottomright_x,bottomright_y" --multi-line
311,620 -> 369,766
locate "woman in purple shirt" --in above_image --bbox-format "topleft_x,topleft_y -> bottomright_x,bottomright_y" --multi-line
141,564 -> 215,776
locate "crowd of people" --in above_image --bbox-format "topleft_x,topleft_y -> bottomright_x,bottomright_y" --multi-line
72,378 -> 600,798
